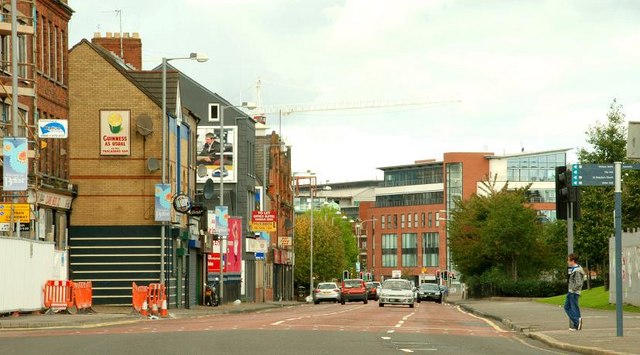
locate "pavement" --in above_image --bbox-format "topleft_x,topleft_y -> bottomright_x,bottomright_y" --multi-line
1,296 -> 639,355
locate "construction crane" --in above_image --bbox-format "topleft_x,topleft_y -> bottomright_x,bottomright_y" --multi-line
249,78 -> 461,131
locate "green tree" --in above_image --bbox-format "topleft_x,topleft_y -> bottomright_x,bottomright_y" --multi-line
293,206 -> 356,287
448,181 -> 554,282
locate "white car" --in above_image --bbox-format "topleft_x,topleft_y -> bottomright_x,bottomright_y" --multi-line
313,282 -> 341,304
378,279 -> 415,308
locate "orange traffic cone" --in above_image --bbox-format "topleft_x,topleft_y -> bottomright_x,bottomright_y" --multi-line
141,300 -> 148,317
160,299 -> 168,317
151,301 -> 158,315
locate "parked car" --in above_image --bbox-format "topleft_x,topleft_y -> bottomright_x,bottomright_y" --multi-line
341,279 -> 368,304
378,278 -> 415,308
313,282 -> 341,304
365,282 -> 379,300
416,283 -> 443,303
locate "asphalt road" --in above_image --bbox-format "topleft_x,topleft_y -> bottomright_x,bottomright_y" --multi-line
0,301 -> 579,355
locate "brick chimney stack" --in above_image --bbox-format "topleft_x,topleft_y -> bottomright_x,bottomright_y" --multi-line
92,32 -> 142,70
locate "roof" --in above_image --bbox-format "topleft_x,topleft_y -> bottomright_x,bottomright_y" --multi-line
486,148 -> 572,159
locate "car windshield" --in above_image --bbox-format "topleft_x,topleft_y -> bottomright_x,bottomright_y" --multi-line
343,279 -> 362,288
318,283 -> 337,289
420,283 -> 440,290
382,280 -> 411,290
373,282 -> 381,287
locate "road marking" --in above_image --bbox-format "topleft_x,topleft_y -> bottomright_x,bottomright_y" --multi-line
381,336 -> 391,340
387,330 -> 395,333
456,306 -> 509,333
399,349 -> 414,353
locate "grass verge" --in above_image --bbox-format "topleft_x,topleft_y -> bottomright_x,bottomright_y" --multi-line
537,286 -> 640,313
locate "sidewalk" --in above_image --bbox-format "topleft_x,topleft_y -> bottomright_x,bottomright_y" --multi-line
0,301 -> 302,330
448,294 -> 640,355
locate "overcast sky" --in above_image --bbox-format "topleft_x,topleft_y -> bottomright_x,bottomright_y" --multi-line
68,0 -> 640,183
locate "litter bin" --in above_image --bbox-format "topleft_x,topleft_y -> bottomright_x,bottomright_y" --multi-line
297,286 -> 306,302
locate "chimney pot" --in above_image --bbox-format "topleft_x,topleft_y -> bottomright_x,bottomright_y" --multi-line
93,32 -> 101,39
132,32 -> 140,38
124,32 -> 130,38
114,32 -> 121,38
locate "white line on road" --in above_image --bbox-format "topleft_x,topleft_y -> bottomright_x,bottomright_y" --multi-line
456,306 -> 509,333
381,336 -> 391,340
400,349 -> 414,353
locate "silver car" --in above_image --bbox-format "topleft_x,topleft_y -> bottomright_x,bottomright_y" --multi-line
378,279 -> 415,308
313,282 -> 341,304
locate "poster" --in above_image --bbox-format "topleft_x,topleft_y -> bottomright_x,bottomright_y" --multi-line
196,126 -> 237,183
100,110 -> 130,155
227,217 -> 242,273
2,137 -> 28,191
154,184 -> 171,222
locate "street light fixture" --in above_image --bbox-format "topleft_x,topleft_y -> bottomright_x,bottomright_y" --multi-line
160,52 -> 208,287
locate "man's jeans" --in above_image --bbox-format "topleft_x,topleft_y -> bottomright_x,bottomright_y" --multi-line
564,292 -> 581,328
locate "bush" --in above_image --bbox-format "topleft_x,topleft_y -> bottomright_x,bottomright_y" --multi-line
465,273 -> 566,298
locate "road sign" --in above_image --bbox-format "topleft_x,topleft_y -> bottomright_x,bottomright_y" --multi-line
571,163 -> 640,186
571,164 -> 614,186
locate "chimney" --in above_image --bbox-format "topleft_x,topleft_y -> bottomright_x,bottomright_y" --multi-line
92,32 -> 143,70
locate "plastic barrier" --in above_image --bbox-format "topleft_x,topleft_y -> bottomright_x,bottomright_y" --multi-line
147,283 -> 162,316
73,281 -> 95,314
43,280 -> 75,314
132,282 -> 149,316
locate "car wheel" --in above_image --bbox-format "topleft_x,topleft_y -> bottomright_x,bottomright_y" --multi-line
437,298 -> 442,304
341,298 -> 345,305
417,298 -> 421,303
379,302 -> 384,307
364,298 -> 368,304
314,300 -> 319,305
409,303 -> 414,308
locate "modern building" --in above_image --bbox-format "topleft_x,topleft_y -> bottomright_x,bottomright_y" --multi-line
0,0 -> 74,314
365,149 -> 568,284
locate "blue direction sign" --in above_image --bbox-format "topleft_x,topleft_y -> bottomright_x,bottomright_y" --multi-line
571,164 -> 614,186
571,163 -> 640,186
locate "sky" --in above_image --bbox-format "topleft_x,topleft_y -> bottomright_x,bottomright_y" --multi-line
68,0 -> 640,184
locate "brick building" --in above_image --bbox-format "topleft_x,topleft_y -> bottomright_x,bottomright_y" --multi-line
0,0 -> 74,313
68,35 -> 200,306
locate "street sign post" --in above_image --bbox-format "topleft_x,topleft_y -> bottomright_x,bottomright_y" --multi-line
571,163 -> 640,186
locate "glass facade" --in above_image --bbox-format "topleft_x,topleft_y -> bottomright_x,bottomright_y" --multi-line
526,188 -> 556,203
382,234 -> 397,267
507,152 -> 565,182
401,233 -> 417,267
376,191 -> 443,208
384,164 -> 443,187
422,232 -> 439,267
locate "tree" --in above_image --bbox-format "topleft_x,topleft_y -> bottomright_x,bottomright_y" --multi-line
576,99 -> 640,284
293,206 -> 356,287
448,181 -> 554,282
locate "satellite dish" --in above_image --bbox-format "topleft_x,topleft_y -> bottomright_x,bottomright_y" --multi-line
147,158 -> 160,172
136,114 -> 154,136
203,178 -> 215,200
197,164 -> 208,178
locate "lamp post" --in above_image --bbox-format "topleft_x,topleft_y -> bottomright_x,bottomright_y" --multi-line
160,52 -> 208,286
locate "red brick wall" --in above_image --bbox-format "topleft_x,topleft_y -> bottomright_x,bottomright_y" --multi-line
91,32 -> 142,70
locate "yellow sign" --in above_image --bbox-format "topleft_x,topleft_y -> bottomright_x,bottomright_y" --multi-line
251,221 -> 276,232
0,203 -> 30,223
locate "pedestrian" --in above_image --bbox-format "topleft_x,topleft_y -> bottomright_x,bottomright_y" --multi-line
564,253 -> 585,331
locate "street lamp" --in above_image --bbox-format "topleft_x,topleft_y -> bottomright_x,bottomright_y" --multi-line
160,52 -> 208,286
353,218 -> 376,276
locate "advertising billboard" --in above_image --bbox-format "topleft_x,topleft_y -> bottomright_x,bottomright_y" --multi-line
196,126 -> 237,183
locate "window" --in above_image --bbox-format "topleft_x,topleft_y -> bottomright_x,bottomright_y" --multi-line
401,233 -> 417,267
435,212 -> 440,227
414,213 -> 418,228
393,215 -> 398,229
421,213 -> 425,227
381,215 -> 386,229
382,234 -> 397,267
401,214 -> 405,229
386,215 -> 391,229
422,232 -> 439,267
428,212 -> 432,227
53,26 -> 58,81
407,213 -> 412,228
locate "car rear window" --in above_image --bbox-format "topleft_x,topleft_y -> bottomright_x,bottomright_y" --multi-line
420,283 -> 440,290
318,283 -> 337,289
343,280 -> 363,288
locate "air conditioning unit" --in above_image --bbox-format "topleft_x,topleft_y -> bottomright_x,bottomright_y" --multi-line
208,103 -> 220,122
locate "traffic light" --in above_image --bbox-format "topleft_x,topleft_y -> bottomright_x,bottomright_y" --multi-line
555,166 -> 580,220
366,272 -> 371,281
555,166 -> 569,220
343,270 -> 349,280
359,271 -> 364,279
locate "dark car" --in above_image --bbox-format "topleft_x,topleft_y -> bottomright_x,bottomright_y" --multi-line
365,282 -> 379,300
341,279 -> 368,304
417,283 -> 443,303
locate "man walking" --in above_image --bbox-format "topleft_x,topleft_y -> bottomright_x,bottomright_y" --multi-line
565,253 -> 585,331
